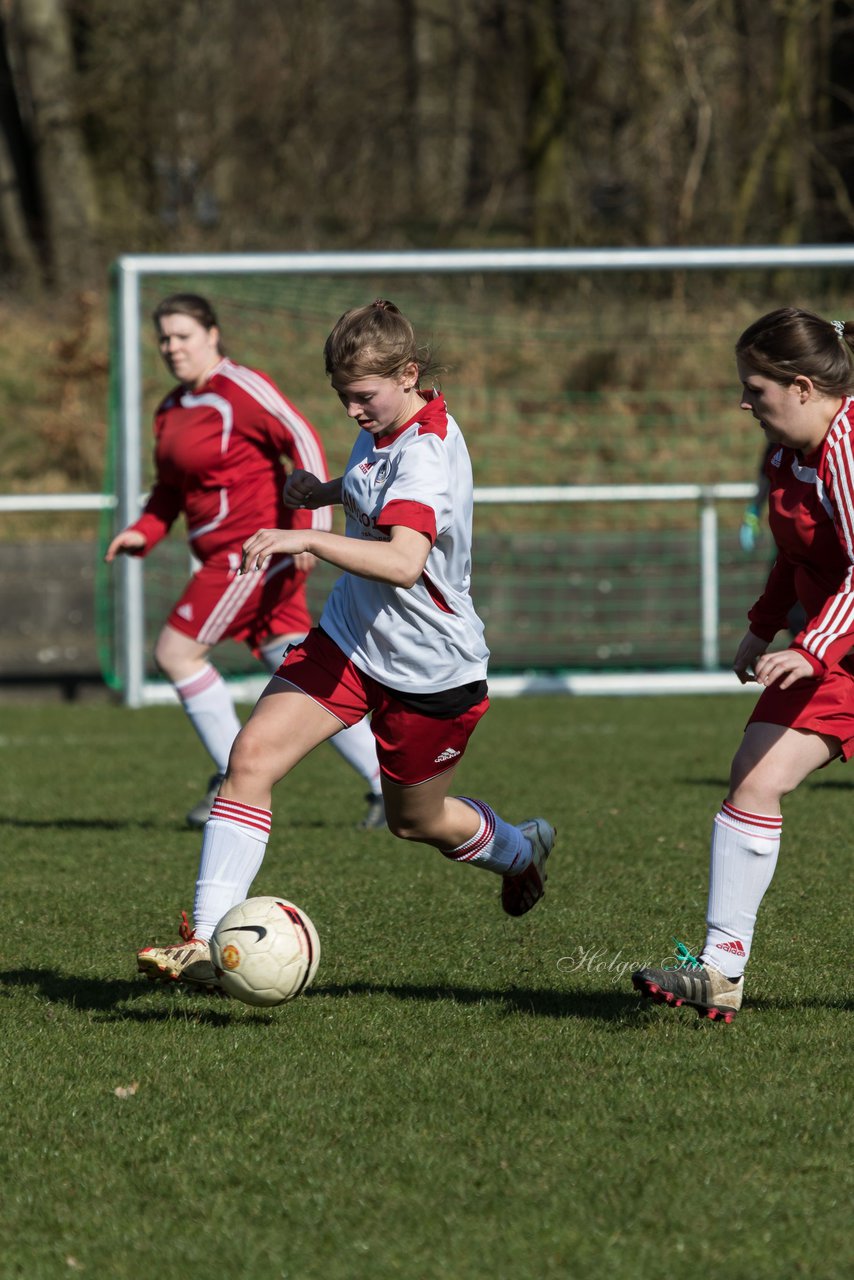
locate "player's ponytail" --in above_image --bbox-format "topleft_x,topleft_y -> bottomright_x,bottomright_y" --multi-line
324,300 -> 431,383
736,306 -> 854,396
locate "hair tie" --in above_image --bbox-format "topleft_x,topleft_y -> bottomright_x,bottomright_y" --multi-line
832,319 -> 846,340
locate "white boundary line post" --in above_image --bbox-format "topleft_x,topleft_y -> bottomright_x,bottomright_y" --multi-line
699,488 -> 720,670
116,261 -> 146,708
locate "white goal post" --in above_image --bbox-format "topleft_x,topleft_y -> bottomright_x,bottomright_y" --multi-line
110,244 -> 854,707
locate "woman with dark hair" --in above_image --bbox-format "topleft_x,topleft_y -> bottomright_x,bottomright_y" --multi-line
633,306 -> 854,1021
105,293 -> 383,830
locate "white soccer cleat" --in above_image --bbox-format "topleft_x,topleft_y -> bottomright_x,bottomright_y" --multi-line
136,911 -> 222,991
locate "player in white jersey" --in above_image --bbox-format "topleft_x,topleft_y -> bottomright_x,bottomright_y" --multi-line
105,293 -> 383,831
633,307 -> 854,1021
137,299 -> 556,989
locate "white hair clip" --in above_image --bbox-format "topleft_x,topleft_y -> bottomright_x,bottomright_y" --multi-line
832,318 -> 846,340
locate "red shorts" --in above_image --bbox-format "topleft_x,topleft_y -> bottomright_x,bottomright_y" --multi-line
276,627 -> 489,786
748,662 -> 854,760
166,554 -> 312,655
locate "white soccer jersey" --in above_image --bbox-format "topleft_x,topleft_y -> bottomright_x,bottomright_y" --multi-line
319,392 -> 490,692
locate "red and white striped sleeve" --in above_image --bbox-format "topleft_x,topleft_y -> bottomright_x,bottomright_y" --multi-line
794,420 -> 854,675
219,363 -> 333,533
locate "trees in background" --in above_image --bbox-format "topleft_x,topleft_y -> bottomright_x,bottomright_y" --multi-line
1,0 -> 854,288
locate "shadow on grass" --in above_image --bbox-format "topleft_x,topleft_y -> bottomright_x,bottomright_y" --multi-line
0,967 -> 234,1025
0,816 -> 164,831
308,980 -> 638,1021
2,965 -> 639,1022
12,967 -> 846,1023
0,815 -> 388,835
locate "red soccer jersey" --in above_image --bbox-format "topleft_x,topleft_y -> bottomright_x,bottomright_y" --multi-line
130,358 -> 332,562
748,396 -> 854,677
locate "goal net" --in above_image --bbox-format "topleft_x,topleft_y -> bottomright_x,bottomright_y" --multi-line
100,247 -> 854,705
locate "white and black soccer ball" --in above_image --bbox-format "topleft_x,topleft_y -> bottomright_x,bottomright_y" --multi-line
210,896 -> 320,1007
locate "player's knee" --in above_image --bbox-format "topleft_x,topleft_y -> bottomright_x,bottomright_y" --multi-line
227,724 -> 270,781
385,813 -> 422,841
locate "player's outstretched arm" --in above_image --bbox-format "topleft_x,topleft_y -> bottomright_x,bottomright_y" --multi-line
241,523 -> 429,587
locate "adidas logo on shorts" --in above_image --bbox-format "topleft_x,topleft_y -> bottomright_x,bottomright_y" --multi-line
434,747 -> 461,764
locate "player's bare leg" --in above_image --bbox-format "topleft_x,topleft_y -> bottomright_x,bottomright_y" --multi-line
259,634 -> 384,829
220,677 -> 346,809
382,772 -> 555,916
633,723 -> 839,1020
137,682 -> 345,984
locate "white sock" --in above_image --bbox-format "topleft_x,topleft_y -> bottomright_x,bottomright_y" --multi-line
700,800 -> 782,979
329,717 -> 382,792
174,664 -> 240,775
192,797 -> 271,940
442,798 -> 530,875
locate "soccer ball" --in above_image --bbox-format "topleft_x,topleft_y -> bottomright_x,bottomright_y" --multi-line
210,896 -> 320,1007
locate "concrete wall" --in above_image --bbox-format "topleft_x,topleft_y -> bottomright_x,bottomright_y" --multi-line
0,542 -> 100,681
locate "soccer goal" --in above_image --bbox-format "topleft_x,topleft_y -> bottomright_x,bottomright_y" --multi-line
102,245 -> 854,706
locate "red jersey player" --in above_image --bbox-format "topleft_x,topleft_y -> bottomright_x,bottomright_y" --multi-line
633,306 -> 854,1021
105,294 -> 383,829
136,299 -> 556,990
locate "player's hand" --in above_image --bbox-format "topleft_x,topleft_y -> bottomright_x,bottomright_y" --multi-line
104,529 -> 147,561
240,528 -> 310,574
284,470 -> 323,509
752,649 -> 815,690
732,629 -> 770,683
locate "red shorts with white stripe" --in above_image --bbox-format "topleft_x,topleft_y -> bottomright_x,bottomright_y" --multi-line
275,627 -> 489,786
748,661 -> 854,759
165,554 -> 312,654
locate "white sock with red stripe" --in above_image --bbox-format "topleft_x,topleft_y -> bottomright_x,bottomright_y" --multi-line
192,796 -> 271,940
174,664 -> 241,775
700,800 -> 782,979
442,798 -> 530,875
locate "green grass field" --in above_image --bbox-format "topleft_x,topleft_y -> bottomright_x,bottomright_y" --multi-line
1,694 -> 851,1279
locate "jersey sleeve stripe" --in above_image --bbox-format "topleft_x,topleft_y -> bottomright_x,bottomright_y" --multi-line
796,421 -> 854,664
376,498 -> 437,542
218,363 -> 329,480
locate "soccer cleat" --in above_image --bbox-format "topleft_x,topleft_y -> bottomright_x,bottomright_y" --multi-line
137,911 -> 222,991
186,772 -> 225,828
357,791 -> 386,831
632,941 -> 743,1023
502,817 -> 556,917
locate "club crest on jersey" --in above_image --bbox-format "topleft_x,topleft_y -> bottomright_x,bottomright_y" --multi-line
771,447 -> 783,467
373,460 -> 390,485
